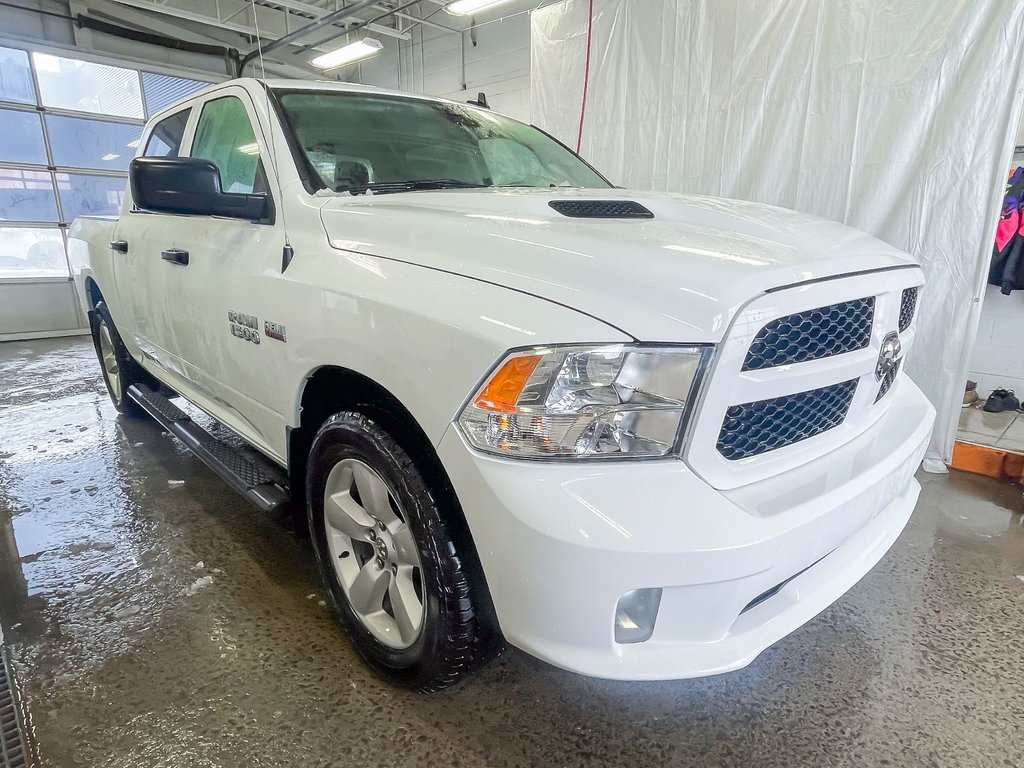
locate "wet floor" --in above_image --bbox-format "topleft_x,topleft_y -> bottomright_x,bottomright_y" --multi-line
1,337 -> 1023,768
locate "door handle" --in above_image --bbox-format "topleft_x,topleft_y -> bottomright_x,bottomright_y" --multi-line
160,248 -> 189,266
109,240 -> 129,254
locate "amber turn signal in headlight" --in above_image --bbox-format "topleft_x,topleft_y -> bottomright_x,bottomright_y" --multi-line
457,344 -> 711,459
473,354 -> 541,412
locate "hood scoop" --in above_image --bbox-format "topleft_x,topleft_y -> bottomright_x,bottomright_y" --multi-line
548,199 -> 654,219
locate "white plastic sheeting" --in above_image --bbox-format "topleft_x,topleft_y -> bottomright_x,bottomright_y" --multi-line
531,0 -> 1024,468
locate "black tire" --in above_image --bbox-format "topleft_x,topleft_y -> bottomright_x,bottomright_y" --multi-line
307,411 -> 485,691
89,301 -> 145,417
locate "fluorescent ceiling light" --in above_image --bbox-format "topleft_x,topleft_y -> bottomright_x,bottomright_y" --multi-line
126,139 -> 140,149
101,153 -> 120,161
310,38 -> 383,70
445,0 -> 516,16
237,142 -> 260,156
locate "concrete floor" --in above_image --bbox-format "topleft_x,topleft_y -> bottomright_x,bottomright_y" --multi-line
1,337 -> 1023,768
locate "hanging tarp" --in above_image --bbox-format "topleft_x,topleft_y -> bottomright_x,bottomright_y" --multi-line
531,0 -> 1024,468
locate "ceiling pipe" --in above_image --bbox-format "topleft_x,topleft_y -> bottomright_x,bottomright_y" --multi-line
237,0 -> 382,76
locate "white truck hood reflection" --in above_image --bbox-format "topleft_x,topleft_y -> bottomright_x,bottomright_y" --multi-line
318,188 -> 915,343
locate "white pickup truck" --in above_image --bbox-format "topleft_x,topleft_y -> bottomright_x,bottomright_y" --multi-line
71,78 -> 935,691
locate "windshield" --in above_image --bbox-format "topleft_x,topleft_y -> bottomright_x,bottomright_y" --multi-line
274,90 -> 611,194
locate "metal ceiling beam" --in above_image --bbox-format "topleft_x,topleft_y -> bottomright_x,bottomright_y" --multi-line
82,0 -> 317,77
238,0 -> 382,74
371,4 -> 459,34
253,0 -> 410,39
294,0 -> 427,52
307,0 -> 458,35
108,0 -> 409,65
109,0 -> 319,44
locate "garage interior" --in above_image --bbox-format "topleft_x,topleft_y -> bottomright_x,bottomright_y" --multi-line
1,1 -> 1023,766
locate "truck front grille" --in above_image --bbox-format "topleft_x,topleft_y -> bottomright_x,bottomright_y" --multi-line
742,297 -> 874,371
685,270 -> 923,489
716,379 -> 858,461
898,287 -> 918,332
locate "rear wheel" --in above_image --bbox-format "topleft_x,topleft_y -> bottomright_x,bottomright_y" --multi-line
307,411 -> 487,691
90,301 -> 145,417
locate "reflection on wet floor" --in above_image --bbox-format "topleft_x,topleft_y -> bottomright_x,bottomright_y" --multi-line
1,337 -> 1023,768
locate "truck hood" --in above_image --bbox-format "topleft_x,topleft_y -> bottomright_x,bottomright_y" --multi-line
318,188 -> 915,343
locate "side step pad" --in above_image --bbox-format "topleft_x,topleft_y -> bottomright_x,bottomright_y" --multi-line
127,385 -> 289,513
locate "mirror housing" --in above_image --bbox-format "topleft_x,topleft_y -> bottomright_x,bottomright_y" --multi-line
130,156 -> 270,222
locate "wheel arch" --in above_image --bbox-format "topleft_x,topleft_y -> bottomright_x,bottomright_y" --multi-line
84,276 -> 104,310
289,364 -> 502,646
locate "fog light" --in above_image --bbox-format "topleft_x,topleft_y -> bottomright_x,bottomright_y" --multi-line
614,588 -> 662,644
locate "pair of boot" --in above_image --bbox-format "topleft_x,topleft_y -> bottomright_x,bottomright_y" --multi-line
963,381 -> 1020,412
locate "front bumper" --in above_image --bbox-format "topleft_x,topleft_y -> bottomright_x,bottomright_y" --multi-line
437,376 -> 935,681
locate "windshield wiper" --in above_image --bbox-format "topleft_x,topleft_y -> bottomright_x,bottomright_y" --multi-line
340,179 -> 491,195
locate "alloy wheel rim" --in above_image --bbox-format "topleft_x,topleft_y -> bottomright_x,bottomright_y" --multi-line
323,458 -> 425,649
98,322 -> 121,402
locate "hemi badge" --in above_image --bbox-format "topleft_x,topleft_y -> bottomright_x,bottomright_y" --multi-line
265,320 -> 287,342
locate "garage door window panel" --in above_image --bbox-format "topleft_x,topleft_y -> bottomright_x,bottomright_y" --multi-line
191,96 -> 264,195
0,46 -> 36,104
32,52 -> 143,119
56,173 -> 126,220
0,108 -> 48,165
45,115 -> 142,171
0,226 -> 66,279
142,72 -> 209,115
0,169 -> 58,221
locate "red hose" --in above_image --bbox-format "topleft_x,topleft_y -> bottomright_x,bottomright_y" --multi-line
575,0 -> 595,153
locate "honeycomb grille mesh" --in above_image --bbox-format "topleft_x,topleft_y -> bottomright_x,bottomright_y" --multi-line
743,297 -> 875,371
899,287 -> 918,332
875,359 -> 902,403
548,200 -> 654,218
717,379 -> 859,460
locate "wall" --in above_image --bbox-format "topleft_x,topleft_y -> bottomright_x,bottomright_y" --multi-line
968,145 -> 1024,397
357,10 -> 532,121
969,285 -> 1024,396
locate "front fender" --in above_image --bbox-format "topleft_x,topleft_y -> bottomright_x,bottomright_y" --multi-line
281,253 -> 631,448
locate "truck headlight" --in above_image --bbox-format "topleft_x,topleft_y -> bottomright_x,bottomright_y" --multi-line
457,344 -> 711,459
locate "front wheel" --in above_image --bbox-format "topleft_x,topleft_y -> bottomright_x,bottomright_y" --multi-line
307,412 -> 488,691
89,301 -> 145,417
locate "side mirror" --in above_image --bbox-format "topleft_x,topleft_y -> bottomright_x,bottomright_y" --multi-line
130,156 -> 270,222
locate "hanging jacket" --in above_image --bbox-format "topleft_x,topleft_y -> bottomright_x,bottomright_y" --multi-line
989,167 -> 1024,294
